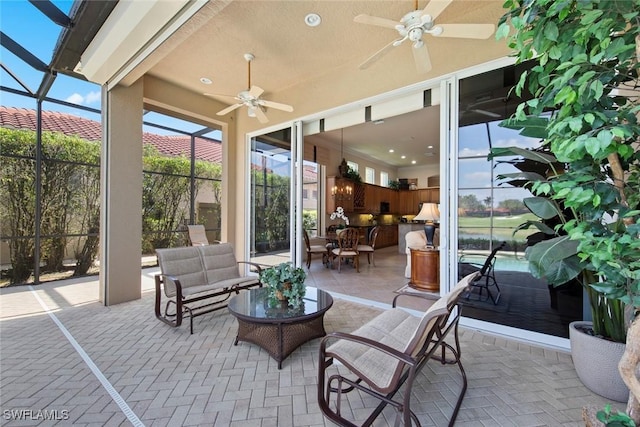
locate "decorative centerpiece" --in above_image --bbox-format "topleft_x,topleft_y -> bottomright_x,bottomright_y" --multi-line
330,206 -> 350,229
259,262 -> 307,308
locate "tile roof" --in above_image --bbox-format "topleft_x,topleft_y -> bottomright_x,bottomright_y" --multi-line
0,107 -> 222,163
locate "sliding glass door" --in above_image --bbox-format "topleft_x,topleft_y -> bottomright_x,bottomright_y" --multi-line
249,123 -> 304,267
454,62 -> 582,340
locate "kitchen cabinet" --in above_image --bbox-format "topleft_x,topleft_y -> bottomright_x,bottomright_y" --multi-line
375,224 -> 398,248
384,188 -> 399,214
397,188 -> 440,215
398,191 -> 420,216
327,178 -> 438,216
364,184 -> 380,213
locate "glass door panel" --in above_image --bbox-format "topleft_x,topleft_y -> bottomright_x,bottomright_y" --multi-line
249,125 -> 303,268
456,63 -> 582,339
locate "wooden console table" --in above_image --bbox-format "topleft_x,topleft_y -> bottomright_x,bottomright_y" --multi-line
409,247 -> 439,292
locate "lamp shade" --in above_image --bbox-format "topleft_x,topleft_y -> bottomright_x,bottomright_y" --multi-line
414,203 -> 440,222
414,203 -> 439,247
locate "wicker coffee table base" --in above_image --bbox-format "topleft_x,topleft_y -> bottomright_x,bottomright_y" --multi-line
234,315 -> 327,369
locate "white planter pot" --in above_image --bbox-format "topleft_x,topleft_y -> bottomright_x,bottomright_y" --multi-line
569,321 -> 628,402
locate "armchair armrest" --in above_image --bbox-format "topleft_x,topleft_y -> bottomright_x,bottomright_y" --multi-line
156,274 -> 184,297
391,291 -> 439,309
237,260 -> 263,274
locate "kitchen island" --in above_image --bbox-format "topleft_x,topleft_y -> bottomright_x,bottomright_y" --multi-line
398,223 -> 425,254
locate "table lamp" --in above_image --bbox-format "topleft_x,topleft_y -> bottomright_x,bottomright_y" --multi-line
414,203 -> 440,247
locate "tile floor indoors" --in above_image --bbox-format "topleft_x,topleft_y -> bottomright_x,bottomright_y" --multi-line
0,245 -> 619,426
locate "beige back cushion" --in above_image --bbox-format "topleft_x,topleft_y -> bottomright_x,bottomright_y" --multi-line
198,243 -> 242,283
405,271 -> 479,356
156,247 -> 206,297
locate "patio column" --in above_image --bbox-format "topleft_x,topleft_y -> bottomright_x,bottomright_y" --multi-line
99,80 -> 143,305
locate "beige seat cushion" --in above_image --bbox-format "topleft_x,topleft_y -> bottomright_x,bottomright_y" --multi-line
326,301 -> 447,392
326,309 -> 419,390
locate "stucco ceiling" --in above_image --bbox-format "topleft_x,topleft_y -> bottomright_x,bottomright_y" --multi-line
137,0 -> 511,168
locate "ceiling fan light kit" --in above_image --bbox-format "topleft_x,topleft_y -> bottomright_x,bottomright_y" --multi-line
355,0 -> 494,73
204,53 -> 294,124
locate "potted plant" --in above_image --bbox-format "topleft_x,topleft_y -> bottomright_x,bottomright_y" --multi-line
497,0 -> 640,418
259,262 -> 307,308
491,145 -> 629,402
344,166 -> 362,183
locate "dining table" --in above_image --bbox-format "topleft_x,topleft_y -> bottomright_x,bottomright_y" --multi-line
318,230 -> 361,269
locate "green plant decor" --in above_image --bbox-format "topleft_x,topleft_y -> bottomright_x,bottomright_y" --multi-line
490,145 -> 627,343
259,262 -> 307,308
496,0 -> 640,420
598,404 -> 637,427
388,180 -> 400,190
496,0 -> 640,337
344,166 -> 362,183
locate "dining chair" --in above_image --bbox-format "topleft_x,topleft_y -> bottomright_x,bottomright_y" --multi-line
331,227 -> 360,273
357,226 -> 379,266
303,229 -> 327,269
325,224 -> 339,252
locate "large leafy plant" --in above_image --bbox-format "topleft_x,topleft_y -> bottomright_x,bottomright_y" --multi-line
496,0 -> 640,341
491,145 -> 626,342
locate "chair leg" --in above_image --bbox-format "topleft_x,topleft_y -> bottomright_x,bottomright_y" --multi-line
306,252 -> 311,269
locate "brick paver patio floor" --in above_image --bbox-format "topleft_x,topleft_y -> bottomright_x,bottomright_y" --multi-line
0,266 -> 618,426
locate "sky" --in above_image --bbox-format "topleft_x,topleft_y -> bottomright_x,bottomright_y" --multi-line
0,0 -> 219,137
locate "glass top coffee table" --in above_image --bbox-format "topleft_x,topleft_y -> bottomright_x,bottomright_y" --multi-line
228,286 -> 333,369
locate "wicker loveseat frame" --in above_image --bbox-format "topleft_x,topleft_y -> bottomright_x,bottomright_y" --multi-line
317,272 -> 479,426
155,243 -> 262,334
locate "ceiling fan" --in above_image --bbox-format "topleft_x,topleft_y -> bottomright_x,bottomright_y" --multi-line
354,0 -> 495,73
461,97 -> 503,119
204,53 -> 293,124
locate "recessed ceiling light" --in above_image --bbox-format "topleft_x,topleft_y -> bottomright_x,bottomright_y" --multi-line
389,149 -> 394,153
401,155 -> 406,159
411,160 -> 417,164
304,13 -> 321,27
427,145 -> 433,149
200,77 -> 212,84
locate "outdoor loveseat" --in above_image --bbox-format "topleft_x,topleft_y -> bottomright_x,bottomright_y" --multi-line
155,243 -> 262,334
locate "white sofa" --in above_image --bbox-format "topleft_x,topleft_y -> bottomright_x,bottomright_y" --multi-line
405,229 -> 440,278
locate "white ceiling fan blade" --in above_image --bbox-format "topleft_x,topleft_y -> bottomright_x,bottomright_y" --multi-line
254,107 -> 269,124
412,42 -> 432,74
359,39 -> 400,70
434,24 -> 495,39
217,103 -> 243,116
248,85 -> 264,98
204,93 -> 239,101
354,14 -> 401,30
259,99 -> 294,112
473,109 -> 501,118
421,0 -> 452,21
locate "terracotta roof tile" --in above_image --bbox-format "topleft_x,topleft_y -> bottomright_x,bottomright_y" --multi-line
0,107 -> 222,163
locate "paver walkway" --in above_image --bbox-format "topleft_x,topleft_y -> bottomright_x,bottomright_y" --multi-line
0,270 -> 617,426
